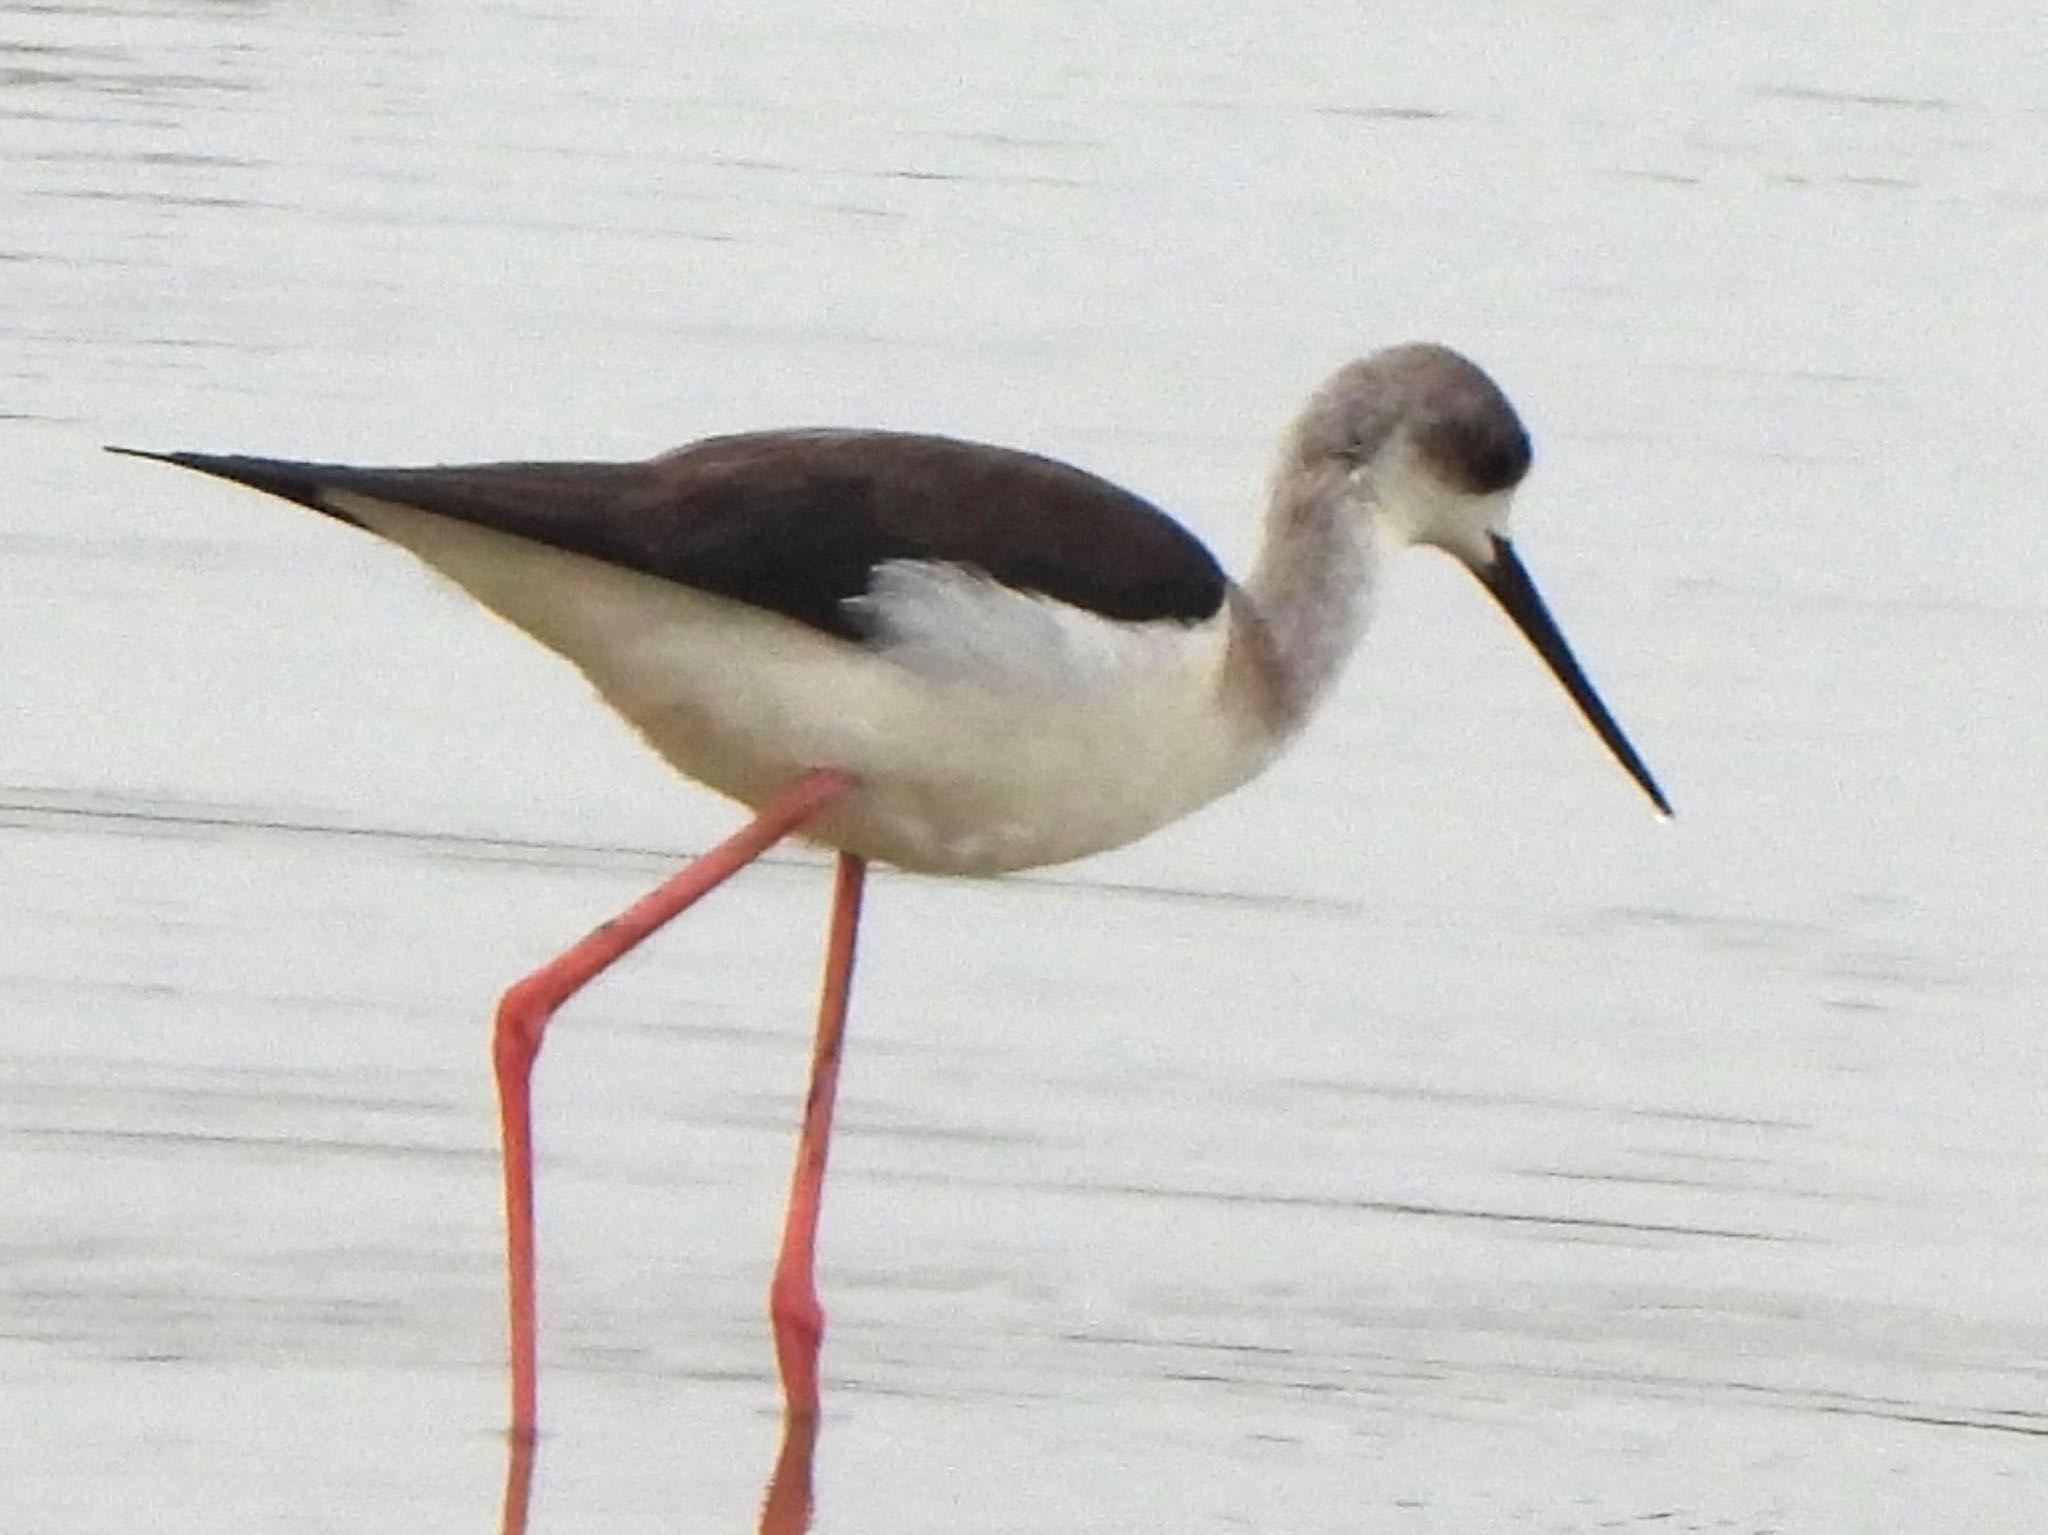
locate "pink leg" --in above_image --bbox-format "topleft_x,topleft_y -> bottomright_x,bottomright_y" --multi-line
493,768 -> 855,1442
769,851 -> 866,1419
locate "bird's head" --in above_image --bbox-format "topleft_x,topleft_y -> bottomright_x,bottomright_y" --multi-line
1289,341 -> 1527,561
1291,343 -> 1670,816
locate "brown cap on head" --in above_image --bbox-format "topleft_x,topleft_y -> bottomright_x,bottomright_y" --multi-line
1391,345 -> 1532,496
1287,343 -> 1532,496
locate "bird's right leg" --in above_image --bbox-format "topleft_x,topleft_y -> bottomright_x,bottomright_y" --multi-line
492,767 -> 856,1442
768,851 -> 865,1419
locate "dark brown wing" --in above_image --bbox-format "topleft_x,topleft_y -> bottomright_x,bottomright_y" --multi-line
109,430 -> 1228,639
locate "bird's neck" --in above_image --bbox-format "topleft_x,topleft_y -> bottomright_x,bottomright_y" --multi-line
1238,461 -> 1381,736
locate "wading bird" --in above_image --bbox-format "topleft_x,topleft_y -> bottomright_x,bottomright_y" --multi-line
113,342 -> 1667,1439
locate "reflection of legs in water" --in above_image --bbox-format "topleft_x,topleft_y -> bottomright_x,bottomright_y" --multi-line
499,1434 -> 536,1535
758,1412 -> 822,1535
490,769 -> 858,1438
494,1411 -> 820,1535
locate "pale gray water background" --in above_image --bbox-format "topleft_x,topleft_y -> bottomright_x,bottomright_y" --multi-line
5,1 -> 2046,1530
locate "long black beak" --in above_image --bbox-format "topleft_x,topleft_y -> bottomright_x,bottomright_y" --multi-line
1475,534 -> 1671,816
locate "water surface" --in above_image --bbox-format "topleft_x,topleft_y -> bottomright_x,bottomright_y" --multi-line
5,1 -> 2045,1530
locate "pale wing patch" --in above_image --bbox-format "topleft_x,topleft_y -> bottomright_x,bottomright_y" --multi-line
849,559 -> 1198,695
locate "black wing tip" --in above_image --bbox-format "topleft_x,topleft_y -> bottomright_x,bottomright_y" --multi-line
104,446 -> 345,518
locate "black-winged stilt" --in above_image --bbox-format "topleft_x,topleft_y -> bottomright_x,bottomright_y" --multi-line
112,342 -> 1668,1438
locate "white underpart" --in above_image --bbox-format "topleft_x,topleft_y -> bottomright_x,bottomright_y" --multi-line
851,560 -> 1184,693
329,493 -> 1280,875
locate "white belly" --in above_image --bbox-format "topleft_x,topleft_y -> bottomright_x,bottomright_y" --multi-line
335,498 -> 1279,875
